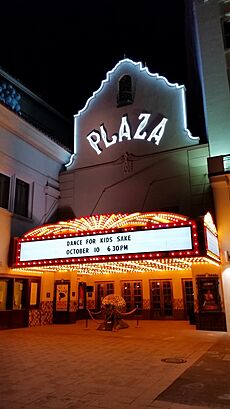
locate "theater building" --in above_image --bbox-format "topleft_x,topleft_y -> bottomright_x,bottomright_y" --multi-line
10,58 -> 226,331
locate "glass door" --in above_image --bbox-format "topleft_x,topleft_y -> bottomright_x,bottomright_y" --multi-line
95,282 -> 114,311
121,281 -> 142,315
182,279 -> 194,320
13,279 -> 27,310
150,280 -> 173,318
12,278 -> 29,328
0,279 -> 8,310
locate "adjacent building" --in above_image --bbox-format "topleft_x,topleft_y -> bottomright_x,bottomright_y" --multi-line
0,69 -> 71,328
189,0 -> 230,331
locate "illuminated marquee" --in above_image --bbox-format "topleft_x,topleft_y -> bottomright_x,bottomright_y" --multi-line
13,213 -> 221,273
16,223 -> 198,267
87,113 -> 168,155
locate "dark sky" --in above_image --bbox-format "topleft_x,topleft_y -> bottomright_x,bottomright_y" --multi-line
1,1 -> 188,122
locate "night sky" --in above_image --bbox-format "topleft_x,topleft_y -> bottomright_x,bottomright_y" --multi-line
1,1 -> 200,133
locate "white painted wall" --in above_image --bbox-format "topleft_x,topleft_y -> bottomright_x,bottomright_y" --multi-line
71,59 -> 199,169
0,103 -> 71,273
60,59 -> 210,219
61,144 -> 210,218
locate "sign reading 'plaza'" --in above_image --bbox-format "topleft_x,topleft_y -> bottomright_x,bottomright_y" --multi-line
86,113 -> 168,155
19,226 -> 192,263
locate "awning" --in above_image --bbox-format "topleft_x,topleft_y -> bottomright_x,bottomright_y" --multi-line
12,211 -> 220,274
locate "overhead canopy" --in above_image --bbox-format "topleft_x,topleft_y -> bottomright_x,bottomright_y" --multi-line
13,212 -> 220,274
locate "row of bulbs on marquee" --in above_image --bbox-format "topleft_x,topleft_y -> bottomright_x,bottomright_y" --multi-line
14,257 -> 219,276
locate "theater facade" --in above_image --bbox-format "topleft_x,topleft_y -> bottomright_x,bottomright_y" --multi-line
6,58 -> 227,331
12,210 -> 224,331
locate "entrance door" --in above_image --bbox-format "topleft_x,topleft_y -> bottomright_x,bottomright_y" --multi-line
121,281 -> 142,315
150,280 -> 173,319
95,282 -> 114,311
182,279 -> 194,320
12,278 -> 29,328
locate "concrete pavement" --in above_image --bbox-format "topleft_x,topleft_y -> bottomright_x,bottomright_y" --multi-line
0,319 -> 229,409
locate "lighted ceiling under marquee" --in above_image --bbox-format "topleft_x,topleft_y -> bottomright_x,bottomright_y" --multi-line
14,257 -> 217,275
14,212 -> 220,274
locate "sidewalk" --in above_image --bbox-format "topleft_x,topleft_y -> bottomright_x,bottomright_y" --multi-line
0,320 -> 229,409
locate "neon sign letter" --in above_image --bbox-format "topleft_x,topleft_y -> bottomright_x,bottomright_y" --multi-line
133,113 -> 151,140
100,125 -> 117,148
86,112 -> 168,155
87,130 -> 102,155
118,115 -> 132,142
147,117 -> 168,145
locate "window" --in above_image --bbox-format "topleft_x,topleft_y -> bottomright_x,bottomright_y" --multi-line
121,281 -> 142,314
222,19 -> 230,49
0,277 -> 40,311
0,173 -> 10,210
182,279 -> 194,320
13,279 -> 28,310
221,0 -> 230,49
117,75 -> 133,107
95,282 -> 114,310
0,278 -> 14,310
14,178 -> 29,217
221,3 -> 230,86
150,280 -> 173,318
0,173 -> 30,217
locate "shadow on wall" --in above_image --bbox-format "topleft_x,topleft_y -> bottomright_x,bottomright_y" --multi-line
56,206 -> 76,221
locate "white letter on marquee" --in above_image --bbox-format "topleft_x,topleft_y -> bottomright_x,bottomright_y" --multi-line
133,113 -> 151,139
119,115 -> 131,142
147,117 -> 168,145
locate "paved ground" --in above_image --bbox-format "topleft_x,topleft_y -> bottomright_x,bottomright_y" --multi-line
0,319 -> 230,409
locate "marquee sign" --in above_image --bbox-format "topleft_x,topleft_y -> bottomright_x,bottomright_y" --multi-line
16,224 -> 198,267
13,212 -> 221,273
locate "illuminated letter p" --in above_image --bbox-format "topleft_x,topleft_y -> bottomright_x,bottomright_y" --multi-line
87,131 -> 102,155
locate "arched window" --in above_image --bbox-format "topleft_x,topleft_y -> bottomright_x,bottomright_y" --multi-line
117,75 -> 133,106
